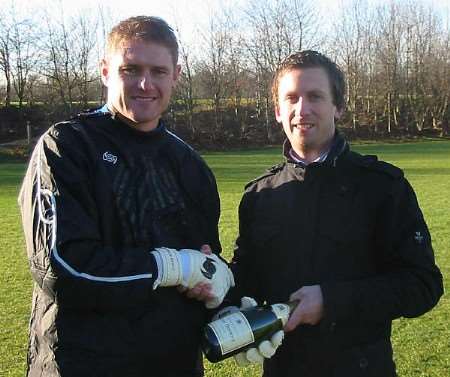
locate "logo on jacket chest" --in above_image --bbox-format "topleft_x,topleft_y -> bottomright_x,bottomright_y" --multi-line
103,151 -> 118,165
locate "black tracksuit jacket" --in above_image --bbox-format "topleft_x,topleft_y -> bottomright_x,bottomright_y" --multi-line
18,108 -> 221,377
231,133 -> 443,377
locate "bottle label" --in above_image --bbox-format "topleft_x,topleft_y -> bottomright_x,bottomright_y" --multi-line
270,303 -> 290,326
207,312 -> 255,355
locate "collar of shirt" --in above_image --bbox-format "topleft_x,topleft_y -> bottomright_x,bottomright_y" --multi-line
289,148 -> 330,167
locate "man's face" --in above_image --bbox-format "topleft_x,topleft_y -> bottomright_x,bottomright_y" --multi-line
275,67 -> 342,160
101,40 -> 180,132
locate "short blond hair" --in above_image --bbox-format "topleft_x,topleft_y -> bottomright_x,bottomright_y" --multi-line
106,16 -> 178,65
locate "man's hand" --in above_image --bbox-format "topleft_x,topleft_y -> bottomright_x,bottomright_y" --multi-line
234,331 -> 284,366
221,297 -> 284,366
180,245 -> 214,302
285,285 -> 324,332
151,245 -> 234,308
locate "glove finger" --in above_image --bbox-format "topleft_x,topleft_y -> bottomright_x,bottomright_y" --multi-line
258,340 -> 276,358
240,296 -> 258,309
246,348 -> 264,364
191,284 -> 213,301
205,297 -> 220,309
234,352 -> 250,366
207,286 -> 225,309
271,330 -> 284,348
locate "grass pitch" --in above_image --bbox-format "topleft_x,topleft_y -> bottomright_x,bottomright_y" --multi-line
0,140 -> 449,376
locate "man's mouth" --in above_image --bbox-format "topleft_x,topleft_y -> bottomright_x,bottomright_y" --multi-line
293,123 -> 314,130
132,96 -> 158,102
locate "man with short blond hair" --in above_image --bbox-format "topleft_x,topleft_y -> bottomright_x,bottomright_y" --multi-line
19,16 -> 233,377
106,16 -> 179,63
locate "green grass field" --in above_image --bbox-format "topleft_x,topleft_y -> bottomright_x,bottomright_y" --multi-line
0,141 -> 449,376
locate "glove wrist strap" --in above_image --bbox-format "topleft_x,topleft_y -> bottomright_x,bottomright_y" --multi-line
151,247 -> 183,289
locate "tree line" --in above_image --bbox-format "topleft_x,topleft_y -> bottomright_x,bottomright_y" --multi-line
0,0 -> 449,146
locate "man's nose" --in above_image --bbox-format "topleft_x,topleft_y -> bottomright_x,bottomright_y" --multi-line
295,97 -> 311,116
138,71 -> 154,91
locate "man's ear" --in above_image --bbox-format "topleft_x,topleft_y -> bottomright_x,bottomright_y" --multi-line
275,105 -> 282,123
173,64 -> 181,83
100,59 -> 109,87
334,107 -> 343,120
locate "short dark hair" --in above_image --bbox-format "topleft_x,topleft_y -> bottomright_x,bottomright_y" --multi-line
271,50 -> 346,112
106,16 -> 179,65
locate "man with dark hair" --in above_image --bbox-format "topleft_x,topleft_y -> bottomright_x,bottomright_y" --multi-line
230,50 -> 443,376
18,16 -> 234,377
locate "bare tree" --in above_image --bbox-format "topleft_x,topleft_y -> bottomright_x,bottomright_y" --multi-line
0,18 -> 12,107
377,2 -> 405,133
72,13 -> 98,107
172,13 -> 198,137
404,1 -> 448,132
178,43 -> 197,136
333,0 -> 371,132
41,6 -> 99,113
42,10 -> 75,111
10,16 -> 40,107
197,10 -> 232,139
243,0 -> 320,141
221,8 -> 248,137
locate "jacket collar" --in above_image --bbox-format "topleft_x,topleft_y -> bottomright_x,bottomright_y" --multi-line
101,104 -> 167,140
283,130 -> 348,167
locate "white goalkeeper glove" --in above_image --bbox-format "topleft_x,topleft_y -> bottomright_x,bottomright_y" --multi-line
214,296 -> 285,366
151,247 -> 234,308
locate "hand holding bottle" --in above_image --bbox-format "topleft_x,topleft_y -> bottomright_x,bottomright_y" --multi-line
285,285 -> 324,332
202,296 -> 292,364
233,297 -> 285,366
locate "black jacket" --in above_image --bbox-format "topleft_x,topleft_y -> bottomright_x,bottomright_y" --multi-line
231,133 -> 443,377
18,108 -> 221,377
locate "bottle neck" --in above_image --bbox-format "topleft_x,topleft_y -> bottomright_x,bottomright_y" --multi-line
269,303 -> 288,326
270,300 -> 299,327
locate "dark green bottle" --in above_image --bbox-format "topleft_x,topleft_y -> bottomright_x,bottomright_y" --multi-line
202,301 -> 297,363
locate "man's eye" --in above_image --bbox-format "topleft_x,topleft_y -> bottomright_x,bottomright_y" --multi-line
152,68 -> 168,76
310,93 -> 322,101
121,67 -> 139,75
286,95 -> 298,102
